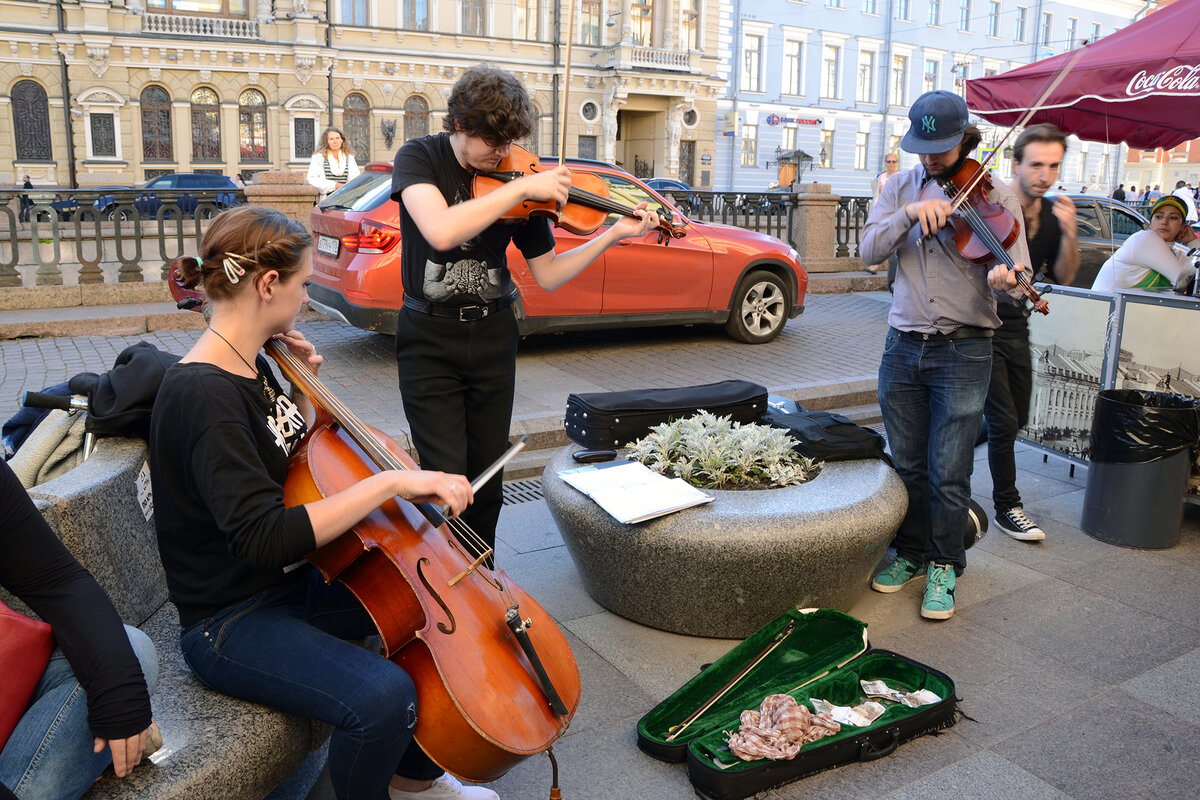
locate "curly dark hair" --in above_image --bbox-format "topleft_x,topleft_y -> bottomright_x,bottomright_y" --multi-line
442,65 -> 536,144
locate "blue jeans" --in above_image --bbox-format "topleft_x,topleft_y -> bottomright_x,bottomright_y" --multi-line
878,329 -> 993,572
179,568 -> 442,800
0,625 -> 158,800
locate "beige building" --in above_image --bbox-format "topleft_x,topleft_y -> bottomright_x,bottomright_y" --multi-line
1,0 -> 722,190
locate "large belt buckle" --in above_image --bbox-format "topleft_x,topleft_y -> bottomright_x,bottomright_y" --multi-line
458,304 -> 487,322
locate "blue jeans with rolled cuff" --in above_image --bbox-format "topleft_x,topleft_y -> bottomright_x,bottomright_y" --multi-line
878,328 -> 993,573
179,568 -> 442,800
0,625 -> 158,800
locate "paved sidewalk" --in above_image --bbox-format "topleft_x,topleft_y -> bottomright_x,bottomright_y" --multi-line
4,291 -> 1198,799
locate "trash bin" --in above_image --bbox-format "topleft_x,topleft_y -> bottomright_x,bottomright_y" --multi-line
1081,389 -> 1200,549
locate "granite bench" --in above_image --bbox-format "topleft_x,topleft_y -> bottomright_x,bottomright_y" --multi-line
543,446 -> 909,639
14,438 -> 328,800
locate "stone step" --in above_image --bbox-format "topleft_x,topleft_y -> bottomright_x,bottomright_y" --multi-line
807,270 -> 889,294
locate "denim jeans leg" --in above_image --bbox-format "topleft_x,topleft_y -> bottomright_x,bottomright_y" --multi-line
878,330 -> 932,565
926,337 -> 993,571
0,625 -> 157,800
181,574 -> 430,800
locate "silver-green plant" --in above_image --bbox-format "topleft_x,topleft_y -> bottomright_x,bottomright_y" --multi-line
627,410 -> 822,490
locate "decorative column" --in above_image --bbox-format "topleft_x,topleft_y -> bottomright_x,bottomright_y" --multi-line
244,171 -> 320,225
787,183 -> 846,273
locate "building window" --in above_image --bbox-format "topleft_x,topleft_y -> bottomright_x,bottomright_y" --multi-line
743,35 -> 762,92
741,123 -> 757,167
1090,22 -> 1100,43
928,0 -> 940,25
680,0 -> 699,50
822,45 -> 841,99
826,0 -> 842,7
1076,152 -> 1086,182
141,85 -> 173,162
895,0 -> 910,20
1015,6 -> 1027,41
857,50 -> 875,102
12,80 -> 52,162
631,0 -> 653,46
820,130 -> 833,168
580,0 -> 601,44
958,0 -> 970,31
1066,17 -> 1077,48
578,135 -> 597,159
403,0 -> 428,30
783,126 -> 796,151
238,89 -> 268,162
517,0 -> 540,40
461,0 -> 485,35
783,40 -> 803,95
923,58 -> 939,93
294,118 -> 316,160
523,104 -> 541,152
890,55 -> 908,106
341,0 -> 367,25
863,0 -> 877,12
889,133 -> 901,155
145,0 -> 248,16
987,0 -> 999,36
344,93 -> 370,162
88,113 -> 117,158
1040,12 -> 1052,46
403,95 -> 429,142
190,87 -> 221,162
855,131 -> 869,170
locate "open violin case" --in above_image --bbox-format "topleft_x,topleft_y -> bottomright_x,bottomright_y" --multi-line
636,608 -> 958,800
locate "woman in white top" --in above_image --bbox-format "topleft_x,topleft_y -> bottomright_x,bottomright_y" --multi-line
306,127 -> 360,201
1092,196 -> 1199,292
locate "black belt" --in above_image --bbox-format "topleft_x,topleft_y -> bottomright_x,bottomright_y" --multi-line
894,326 -> 994,342
403,292 -> 515,322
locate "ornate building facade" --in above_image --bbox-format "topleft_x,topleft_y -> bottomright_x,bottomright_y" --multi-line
1,0 -> 722,188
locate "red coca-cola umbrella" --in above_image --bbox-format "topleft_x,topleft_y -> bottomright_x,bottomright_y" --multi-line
965,0 -> 1200,150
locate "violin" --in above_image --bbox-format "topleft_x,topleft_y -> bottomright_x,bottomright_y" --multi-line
471,143 -> 687,244
920,157 -> 1049,315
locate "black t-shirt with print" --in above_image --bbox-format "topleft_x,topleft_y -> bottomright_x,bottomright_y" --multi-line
390,132 -> 555,305
149,354 -> 315,627
997,197 -> 1062,340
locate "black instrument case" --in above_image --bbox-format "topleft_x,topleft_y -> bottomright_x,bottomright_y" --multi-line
636,608 -> 957,800
564,380 -> 768,449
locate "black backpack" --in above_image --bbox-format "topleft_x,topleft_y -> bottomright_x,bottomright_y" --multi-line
763,408 -> 892,465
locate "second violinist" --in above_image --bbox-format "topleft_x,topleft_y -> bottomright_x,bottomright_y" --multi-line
390,64 -> 659,556
861,90 -> 1031,622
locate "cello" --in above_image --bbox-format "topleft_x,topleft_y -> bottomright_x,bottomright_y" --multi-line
169,272 -> 581,788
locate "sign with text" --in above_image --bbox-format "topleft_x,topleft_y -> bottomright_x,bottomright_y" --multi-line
765,114 -> 822,126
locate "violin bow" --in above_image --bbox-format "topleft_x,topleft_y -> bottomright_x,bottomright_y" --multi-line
952,44 -> 1089,212
664,620 -> 796,742
558,0 -> 576,167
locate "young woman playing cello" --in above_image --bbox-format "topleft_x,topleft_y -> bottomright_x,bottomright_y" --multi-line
148,205 -> 499,800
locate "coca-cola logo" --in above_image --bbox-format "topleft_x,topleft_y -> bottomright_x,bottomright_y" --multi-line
1126,64 -> 1200,96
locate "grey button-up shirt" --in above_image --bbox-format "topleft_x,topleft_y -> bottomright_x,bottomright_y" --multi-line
861,164 -> 1029,335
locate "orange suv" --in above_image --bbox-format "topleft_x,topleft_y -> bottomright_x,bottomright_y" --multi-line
308,159 -> 807,343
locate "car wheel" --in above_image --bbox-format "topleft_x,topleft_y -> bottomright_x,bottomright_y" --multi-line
724,269 -> 789,344
197,205 -> 223,220
106,207 -> 134,222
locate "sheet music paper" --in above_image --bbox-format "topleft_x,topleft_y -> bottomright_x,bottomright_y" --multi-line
558,460 -> 714,524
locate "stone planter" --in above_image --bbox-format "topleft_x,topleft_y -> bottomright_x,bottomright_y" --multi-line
543,446 -> 908,638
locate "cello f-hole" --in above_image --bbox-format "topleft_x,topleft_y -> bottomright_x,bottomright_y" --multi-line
416,557 -> 456,635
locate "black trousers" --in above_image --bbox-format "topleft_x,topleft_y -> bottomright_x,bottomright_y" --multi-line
983,335 -> 1032,512
394,305 -> 519,554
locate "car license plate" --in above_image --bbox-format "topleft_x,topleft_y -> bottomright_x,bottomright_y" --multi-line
317,235 -> 340,258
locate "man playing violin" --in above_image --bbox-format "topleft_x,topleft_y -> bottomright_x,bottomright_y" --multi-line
390,64 -> 659,555
861,90 -> 1031,621
984,124 -> 1079,543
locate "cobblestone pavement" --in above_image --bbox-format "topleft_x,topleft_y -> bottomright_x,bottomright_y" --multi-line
0,292 -> 894,438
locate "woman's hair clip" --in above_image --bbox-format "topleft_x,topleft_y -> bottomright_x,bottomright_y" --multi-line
222,251 -> 253,285
192,255 -> 204,269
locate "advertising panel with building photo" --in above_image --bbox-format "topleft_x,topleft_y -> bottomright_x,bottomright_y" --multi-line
1113,295 -> 1200,400
1020,287 -> 1116,463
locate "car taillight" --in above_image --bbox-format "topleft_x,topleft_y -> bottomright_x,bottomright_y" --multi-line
342,222 -> 400,254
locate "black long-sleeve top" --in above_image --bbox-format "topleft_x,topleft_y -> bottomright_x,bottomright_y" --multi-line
148,357 -> 314,627
0,459 -> 152,741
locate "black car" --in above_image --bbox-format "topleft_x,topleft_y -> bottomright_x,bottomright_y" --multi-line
1065,193 -> 1148,288
96,173 -> 241,221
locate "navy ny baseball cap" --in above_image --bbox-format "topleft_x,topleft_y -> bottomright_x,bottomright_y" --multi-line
902,90 -> 970,154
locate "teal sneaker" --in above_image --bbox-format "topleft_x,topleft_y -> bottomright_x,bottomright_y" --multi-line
871,555 -> 925,593
921,563 -> 957,620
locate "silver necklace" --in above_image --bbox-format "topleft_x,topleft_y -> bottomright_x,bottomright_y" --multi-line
209,328 -> 275,402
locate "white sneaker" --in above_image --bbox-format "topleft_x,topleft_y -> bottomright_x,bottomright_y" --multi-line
389,773 -> 500,800
995,506 -> 1046,542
